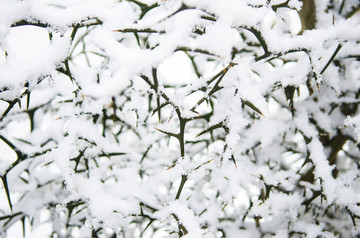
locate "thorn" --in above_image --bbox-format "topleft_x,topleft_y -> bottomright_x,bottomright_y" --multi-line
1,175 -> 13,213
243,100 -> 265,117
154,127 -> 163,132
26,92 -> 31,111
195,122 -> 224,138
167,164 -> 176,170
231,155 -> 237,168
154,128 -> 178,137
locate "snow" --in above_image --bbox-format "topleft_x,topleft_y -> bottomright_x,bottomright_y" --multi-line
1,0 -> 360,237
344,114 -> 360,142
0,34 -> 70,99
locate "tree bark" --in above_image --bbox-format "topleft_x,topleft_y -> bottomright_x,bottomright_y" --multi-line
298,0 -> 316,33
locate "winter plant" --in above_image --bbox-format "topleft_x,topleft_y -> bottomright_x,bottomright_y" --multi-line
1,0 -> 360,237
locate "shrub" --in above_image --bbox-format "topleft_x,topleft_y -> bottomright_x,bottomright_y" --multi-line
1,0 -> 360,237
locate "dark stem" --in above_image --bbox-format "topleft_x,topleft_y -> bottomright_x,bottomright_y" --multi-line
320,43 -> 343,74
175,175 -> 188,200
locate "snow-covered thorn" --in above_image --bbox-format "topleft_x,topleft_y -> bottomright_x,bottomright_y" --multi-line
223,62 -> 237,73
168,114 -> 174,123
231,155 -> 237,168
1,175 -> 13,213
26,92 -> 31,111
242,100 -> 265,118
70,24 -> 80,43
195,122 -> 224,138
190,108 -> 200,114
167,163 -> 176,170
154,128 -> 178,138
112,28 -> 165,33
194,159 -> 214,170
99,152 -> 127,158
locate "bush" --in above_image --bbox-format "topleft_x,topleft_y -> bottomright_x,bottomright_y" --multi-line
1,0 -> 360,237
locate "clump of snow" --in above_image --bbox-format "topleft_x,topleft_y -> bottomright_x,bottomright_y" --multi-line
344,114 -> 360,143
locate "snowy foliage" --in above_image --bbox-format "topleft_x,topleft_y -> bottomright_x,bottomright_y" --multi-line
1,0 -> 360,237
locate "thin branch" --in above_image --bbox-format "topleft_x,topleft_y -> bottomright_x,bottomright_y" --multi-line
320,43 -> 343,74
113,28 -> 165,33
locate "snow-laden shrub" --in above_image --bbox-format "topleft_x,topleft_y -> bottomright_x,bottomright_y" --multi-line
1,0 -> 360,237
